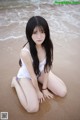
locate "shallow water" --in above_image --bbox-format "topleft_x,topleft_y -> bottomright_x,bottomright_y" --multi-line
0,1 -> 80,41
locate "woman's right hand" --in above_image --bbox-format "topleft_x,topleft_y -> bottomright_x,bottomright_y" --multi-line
37,90 -> 45,103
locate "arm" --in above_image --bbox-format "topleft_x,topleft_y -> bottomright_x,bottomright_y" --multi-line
42,60 -> 54,89
42,72 -> 48,90
20,50 -> 40,92
21,50 -> 44,102
42,72 -> 54,99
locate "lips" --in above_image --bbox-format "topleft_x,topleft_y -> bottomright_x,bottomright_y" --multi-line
37,40 -> 42,42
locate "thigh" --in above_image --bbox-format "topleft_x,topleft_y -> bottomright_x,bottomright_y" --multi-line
48,71 -> 67,97
19,78 -> 39,111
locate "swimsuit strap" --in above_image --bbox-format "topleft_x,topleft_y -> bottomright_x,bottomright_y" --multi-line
22,47 -> 30,53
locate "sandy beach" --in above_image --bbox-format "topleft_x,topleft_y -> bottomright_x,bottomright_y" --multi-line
0,1 -> 80,120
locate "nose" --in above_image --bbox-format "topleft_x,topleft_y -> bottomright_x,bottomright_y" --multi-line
37,32 -> 41,39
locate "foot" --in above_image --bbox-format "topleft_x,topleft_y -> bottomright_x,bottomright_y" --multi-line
11,76 -> 16,88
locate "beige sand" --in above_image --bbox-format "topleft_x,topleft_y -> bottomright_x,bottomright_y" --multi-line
0,36 -> 80,120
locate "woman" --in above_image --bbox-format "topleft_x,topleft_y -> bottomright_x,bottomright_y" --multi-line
11,16 -> 67,113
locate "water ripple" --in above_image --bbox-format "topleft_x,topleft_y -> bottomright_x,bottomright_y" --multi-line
0,2 -> 80,41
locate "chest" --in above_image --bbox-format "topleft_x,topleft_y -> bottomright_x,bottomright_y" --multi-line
37,48 -> 46,62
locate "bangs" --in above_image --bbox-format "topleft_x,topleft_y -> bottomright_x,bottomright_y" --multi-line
33,26 -> 45,33
38,26 -> 45,33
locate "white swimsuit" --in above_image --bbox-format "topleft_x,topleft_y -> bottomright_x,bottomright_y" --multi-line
17,47 -> 46,80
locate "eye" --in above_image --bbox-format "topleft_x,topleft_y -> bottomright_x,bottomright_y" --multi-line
33,30 -> 37,34
41,30 -> 45,33
39,28 -> 45,33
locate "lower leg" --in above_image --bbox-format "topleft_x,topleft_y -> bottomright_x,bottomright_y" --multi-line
11,77 -> 28,111
11,77 -> 39,113
19,78 -> 39,112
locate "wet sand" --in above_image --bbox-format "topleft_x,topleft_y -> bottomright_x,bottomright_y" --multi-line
0,35 -> 80,120
0,3 -> 80,120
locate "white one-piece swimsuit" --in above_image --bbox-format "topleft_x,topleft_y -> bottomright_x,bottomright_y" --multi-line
17,47 -> 46,80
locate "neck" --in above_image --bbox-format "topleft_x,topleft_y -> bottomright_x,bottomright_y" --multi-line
36,45 -> 44,55
36,44 -> 42,49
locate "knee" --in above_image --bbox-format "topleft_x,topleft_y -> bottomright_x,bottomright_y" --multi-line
25,104 -> 39,113
58,87 -> 67,97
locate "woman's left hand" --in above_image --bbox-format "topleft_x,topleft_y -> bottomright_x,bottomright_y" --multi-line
42,89 -> 54,99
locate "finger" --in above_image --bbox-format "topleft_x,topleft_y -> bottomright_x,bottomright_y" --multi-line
47,95 -> 51,99
41,96 -> 45,103
40,99 -> 42,103
48,93 -> 54,98
38,98 -> 40,103
43,94 -> 47,99
50,94 -> 54,98
49,94 -> 53,99
49,94 -> 53,98
47,94 -> 53,99
40,98 -> 43,103
43,96 -> 45,101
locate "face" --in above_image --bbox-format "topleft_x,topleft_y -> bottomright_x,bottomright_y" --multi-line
32,26 -> 45,45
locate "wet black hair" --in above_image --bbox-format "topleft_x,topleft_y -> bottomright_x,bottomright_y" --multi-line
19,16 -> 53,77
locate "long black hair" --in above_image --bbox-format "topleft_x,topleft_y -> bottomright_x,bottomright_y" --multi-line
19,16 -> 53,77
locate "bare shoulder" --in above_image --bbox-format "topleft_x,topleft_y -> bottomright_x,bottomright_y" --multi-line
20,47 -> 32,63
21,43 -> 30,55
